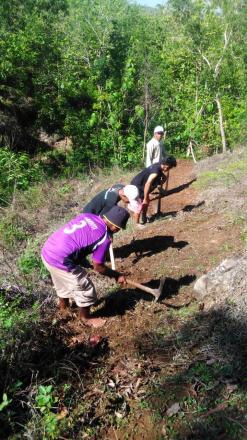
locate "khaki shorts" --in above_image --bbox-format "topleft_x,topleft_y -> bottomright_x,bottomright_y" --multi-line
42,257 -> 97,307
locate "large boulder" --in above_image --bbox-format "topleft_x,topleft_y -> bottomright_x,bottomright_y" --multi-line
194,255 -> 247,318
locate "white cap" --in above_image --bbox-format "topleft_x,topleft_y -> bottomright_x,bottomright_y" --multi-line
123,185 -> 142,214
154,125 -> 164,133
123,184 -> 139,201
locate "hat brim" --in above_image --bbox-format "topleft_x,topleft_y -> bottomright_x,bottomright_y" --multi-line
103,215 -> 123,229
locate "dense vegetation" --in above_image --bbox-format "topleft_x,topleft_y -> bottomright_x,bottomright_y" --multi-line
1,0 -> 247,196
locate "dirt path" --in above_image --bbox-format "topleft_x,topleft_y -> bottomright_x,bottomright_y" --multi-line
54,159 -> 244,439
114,158 -> 242,285
62,158 -> 242,344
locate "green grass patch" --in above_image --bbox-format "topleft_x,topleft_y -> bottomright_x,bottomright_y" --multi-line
194,157 -> 247,190
0,293 -> 39,350
0,216 -> 28,247
168,301 -> 198,319
240,226 -> 247,249
17,185 -> 48,210
18,238 -> 49,278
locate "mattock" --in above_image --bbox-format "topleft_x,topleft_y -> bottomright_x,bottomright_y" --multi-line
109,242 -> 164,301
126,277 -> 165,302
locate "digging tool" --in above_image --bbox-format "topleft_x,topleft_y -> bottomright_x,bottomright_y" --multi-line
109,241 -> 164,302
109,242 -> 116,270
156,184 -> 162,217
126,277 -> 165,302
156,171 -> 169,216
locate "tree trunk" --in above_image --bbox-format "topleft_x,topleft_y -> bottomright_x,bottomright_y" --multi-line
186,140 -> 197,163
215,94 -> 227,153
143,81 -> 149,162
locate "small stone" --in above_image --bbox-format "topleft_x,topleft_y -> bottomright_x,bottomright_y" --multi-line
166,402 -> 180,417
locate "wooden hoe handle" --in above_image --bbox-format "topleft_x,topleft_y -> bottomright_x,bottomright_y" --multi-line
126,278 -> 157,297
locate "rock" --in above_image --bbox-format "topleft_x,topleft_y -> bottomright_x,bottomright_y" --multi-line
166,402 -> 180,417
193,255 -> 247,317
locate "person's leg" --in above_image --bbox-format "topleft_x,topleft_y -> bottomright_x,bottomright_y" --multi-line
58,298 -> 70,310
75,270 -> 106,328
41,257 -> 72,314
41,258 -> 106,328
140,203 -> 148,224
78,306 -> 106,328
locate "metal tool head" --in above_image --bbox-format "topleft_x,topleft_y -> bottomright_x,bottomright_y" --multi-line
153,277 -> 166,302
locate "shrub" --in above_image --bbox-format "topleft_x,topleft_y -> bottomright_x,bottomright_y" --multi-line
0,215 -> 28,248
0,292 -> 39,351
0,147 -> 43,205
34,385 -> 60,440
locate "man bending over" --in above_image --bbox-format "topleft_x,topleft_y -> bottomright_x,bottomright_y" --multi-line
41,206 -> 130,328
131,156 -> 177,225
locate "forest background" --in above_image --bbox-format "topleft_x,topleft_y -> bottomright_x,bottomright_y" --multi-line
1,0 -> 247,205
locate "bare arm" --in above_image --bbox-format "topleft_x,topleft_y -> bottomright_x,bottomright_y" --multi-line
143,173 -> 158,203
133,212 -> 140,224
93,261 -> 126,284
164,170 -> 169,191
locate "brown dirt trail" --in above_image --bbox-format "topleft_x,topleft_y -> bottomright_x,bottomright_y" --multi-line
62,158 -> 242,349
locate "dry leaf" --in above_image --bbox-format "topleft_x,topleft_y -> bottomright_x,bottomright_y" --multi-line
57,407 -> 68,420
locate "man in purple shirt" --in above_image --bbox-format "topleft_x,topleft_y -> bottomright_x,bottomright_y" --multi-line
41,206 -> 129,328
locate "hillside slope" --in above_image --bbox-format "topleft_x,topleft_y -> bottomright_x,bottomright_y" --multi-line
1,151 -> 247,439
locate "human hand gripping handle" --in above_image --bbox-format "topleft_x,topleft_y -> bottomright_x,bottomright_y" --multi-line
109,243 -> 127,285
109,242 -> 116,270
117,274 -> 127,285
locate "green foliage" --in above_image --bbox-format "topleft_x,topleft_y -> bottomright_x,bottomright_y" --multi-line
188,361 -> 214,387
0,0 -> 246,171
0,394 -> 12,412
35,385 -> 60,439
18,238 -> 48,278
0,293 -> 39,350
36,385 -> 58,413
0,147 -> 43,205
0,215 -> 28,247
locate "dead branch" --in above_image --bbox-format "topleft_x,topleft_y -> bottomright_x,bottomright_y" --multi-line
186,139 -> 197,163
214,28 -> 232,78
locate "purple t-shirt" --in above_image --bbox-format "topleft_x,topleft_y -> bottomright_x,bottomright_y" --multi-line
41,213 -> 111,271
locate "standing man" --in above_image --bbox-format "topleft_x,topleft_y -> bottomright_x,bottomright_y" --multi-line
41,206 -> 130,328
146,125 -> 166,167
131,156 -> 177,225
82,184 -> 142,224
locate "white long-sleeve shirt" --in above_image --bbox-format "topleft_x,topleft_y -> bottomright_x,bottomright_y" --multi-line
146,137 -> 166,167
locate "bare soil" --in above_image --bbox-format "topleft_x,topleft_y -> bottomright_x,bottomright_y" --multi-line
39,158 -> 245,439
62,159 -> 242,335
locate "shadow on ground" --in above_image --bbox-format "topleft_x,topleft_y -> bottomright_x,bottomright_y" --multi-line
151,178 -> 197,201
0,317 -> 109,439
95,274 -> 196,318
114,235 -> 188,260
147,201 -> 205,223
165,178 -> 197,196
135,307 -> 247,439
